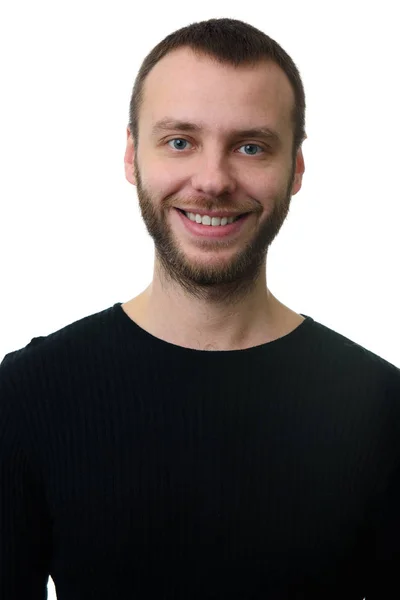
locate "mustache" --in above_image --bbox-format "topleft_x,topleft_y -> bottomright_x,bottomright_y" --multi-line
165,194 -> 260,215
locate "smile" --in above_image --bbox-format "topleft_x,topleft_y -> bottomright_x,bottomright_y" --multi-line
174,207 -> 251,238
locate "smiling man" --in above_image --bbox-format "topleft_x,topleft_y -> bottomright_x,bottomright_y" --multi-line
122,36 -> 306,349
1,18 -> 400,600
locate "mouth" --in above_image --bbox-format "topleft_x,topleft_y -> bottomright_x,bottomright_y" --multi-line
175,208 -> 249,222
173,207 -> 252,238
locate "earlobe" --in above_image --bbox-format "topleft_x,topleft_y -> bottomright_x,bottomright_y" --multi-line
291,148 -> 305,196
291,173 -> 302,195
124,128 -> 137,186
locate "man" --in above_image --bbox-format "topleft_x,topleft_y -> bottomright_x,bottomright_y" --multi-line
1,18 -> 399,599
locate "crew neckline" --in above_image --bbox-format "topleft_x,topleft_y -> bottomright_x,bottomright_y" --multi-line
113,302 -> 314,355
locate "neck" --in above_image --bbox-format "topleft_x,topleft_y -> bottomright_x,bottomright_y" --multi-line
122,267 -> 304,351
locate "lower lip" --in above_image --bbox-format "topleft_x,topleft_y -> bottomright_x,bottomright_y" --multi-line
174,208 -> 251,238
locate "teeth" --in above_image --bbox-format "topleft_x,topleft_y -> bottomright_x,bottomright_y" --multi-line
184,212 -> 240,226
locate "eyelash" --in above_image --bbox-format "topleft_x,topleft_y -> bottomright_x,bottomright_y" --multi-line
166,138 -> 267,155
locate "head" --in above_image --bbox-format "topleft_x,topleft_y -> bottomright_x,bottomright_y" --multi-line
124,18 -> 306,304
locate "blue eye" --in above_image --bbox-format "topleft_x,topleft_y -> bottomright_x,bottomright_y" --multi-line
168,139 -> 191,151
238,144 -> 263,155
166,139 -> 264,155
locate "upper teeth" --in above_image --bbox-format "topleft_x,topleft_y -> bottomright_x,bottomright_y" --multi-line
184,212 -> 239,226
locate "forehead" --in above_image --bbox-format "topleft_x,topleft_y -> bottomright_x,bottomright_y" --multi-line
140,48 -> 295,139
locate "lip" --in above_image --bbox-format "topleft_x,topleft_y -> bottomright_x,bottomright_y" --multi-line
173,207 -> 251,238
174,208 -> 245,218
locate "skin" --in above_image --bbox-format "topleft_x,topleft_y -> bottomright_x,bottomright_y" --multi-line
123,47 -> 306,351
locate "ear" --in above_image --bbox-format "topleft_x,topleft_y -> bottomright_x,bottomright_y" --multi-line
291,145 -> 305,196
124,127 -> 137,186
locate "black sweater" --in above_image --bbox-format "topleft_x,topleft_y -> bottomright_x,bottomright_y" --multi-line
1,302 -> 399,599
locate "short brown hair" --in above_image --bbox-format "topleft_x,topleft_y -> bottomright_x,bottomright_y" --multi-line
128,18 -> 306,160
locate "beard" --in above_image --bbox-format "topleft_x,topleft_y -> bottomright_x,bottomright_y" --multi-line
133,155 -> 295,306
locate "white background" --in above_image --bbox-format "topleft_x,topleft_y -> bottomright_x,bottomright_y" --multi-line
0,0 -> 398,596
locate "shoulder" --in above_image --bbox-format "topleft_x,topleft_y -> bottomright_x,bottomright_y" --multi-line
2,302 -> 117,366
0,302 -> 119,406
305,317 -> 400,415
306,317 -> 399,374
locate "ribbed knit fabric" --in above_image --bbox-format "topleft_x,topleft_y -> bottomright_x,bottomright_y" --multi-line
1,302 -> 400,599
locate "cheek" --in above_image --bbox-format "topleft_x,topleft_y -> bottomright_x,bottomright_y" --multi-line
244,171 -> 286,204
139,154 -> 187,197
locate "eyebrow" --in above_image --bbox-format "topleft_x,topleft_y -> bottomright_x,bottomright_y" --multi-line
151,118 -> 282,145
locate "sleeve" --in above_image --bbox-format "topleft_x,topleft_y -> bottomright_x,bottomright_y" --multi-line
365,462 -> 400,597
0,354 -> 52,599
364,367 -> 400,597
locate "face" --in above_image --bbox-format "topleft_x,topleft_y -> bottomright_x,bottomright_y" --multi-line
124,48 -> 305,303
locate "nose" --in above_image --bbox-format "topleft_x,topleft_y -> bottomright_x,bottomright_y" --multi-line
190,154 -> 237,197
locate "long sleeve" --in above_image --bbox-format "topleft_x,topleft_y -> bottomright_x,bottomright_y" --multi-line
1,302 -> 399,599
0,355 -> 52,599
366,415 -> 400,597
